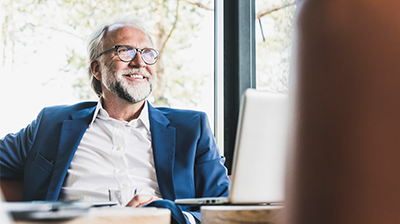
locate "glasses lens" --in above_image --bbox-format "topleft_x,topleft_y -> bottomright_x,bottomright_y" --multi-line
142,49 -> 159,64
117,46 -> 136,61
116,46 -> 159,64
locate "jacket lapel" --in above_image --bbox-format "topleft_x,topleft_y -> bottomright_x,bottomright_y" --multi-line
46,106 -> 96,200
148,102 -> 177,200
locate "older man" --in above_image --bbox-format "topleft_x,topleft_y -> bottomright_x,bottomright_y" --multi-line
0,16 -> 230,224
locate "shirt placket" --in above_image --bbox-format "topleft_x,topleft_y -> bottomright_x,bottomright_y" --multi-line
111,122 -> 133,188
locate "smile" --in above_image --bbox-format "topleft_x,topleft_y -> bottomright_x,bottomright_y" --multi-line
124,74 -> 145,79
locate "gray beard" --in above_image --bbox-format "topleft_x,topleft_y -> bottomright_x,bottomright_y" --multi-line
101,66 -> 154,103
112,78 -> 151,103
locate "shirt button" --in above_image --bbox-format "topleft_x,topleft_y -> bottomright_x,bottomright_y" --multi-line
116,147 -> 123,151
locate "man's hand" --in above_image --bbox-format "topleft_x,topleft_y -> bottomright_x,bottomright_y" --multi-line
125,194 -> 162,207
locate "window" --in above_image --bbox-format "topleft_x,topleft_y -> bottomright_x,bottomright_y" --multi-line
256,0 -> 296,92
220,0 -> 296,172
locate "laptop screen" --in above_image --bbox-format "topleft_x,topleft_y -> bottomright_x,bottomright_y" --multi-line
229,89 -> 289,204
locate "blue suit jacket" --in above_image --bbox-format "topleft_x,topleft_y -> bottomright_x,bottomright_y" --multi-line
0,101 -> 230,220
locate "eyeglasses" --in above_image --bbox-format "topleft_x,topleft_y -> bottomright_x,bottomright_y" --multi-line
97,45 -> 160,65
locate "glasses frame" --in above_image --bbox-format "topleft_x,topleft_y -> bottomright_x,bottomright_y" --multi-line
97,45 -> 160,65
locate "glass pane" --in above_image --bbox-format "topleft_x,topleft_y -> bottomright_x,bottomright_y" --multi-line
255,0 -> 296,92
0,0 -> 215,137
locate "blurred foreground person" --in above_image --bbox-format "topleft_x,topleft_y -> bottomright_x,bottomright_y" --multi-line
286,0 -> 400,224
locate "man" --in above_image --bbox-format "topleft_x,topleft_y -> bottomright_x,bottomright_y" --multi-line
0,16 -> 230,224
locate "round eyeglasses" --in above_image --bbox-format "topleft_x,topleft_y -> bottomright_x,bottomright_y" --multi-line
97,45 -> 160,65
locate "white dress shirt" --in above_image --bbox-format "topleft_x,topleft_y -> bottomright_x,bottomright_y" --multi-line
60,100 -> 196,223
61,100 -> 160,201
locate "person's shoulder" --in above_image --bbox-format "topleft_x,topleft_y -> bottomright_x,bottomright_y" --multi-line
43,101 -> 97,111
155,106 -> 206,118
41,101 -> 97,116
153,106 -> 209,126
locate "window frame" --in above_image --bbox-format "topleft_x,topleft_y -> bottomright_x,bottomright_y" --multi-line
214,0 -> 256,173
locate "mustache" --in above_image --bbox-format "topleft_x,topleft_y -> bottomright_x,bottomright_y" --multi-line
118,68 -> 151,78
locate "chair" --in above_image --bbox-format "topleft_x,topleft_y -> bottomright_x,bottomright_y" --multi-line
0,179 -> 23,201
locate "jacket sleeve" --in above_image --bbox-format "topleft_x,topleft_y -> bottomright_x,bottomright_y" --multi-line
190,112 -> 230,222
0,109 -> 43,179
194,112 -> 230,198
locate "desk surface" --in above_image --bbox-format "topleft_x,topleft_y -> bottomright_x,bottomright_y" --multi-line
201,205 -> 283,224
14,207 -> 171,224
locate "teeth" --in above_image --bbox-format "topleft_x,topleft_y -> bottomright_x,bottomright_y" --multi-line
126,74 -> 144,79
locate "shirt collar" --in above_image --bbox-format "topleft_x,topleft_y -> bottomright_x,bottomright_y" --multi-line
89,99 -> 150,132
138,101 -> 150,131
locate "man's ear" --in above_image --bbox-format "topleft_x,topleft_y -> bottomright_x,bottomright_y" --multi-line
90,60 -> 101,81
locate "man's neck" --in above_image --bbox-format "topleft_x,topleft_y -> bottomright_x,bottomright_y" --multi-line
101,96 -> 146,122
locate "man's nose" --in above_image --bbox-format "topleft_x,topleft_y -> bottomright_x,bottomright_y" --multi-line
128,51 -> 146,67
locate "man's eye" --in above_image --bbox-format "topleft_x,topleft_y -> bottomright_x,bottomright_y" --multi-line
119,48 -> 129,53
143,52 -> 154,58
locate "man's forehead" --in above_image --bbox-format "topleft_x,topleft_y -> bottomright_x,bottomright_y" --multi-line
108,23 -> 138,32
104,24 -> 152,46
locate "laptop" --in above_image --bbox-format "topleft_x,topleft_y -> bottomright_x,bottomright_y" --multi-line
175,89 -> 289,205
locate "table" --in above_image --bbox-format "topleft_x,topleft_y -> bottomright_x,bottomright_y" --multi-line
201,205 -> 283,224
14,207 -> 170,224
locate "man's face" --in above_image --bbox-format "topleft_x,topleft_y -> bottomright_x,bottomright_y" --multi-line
98,25 -> 157,103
